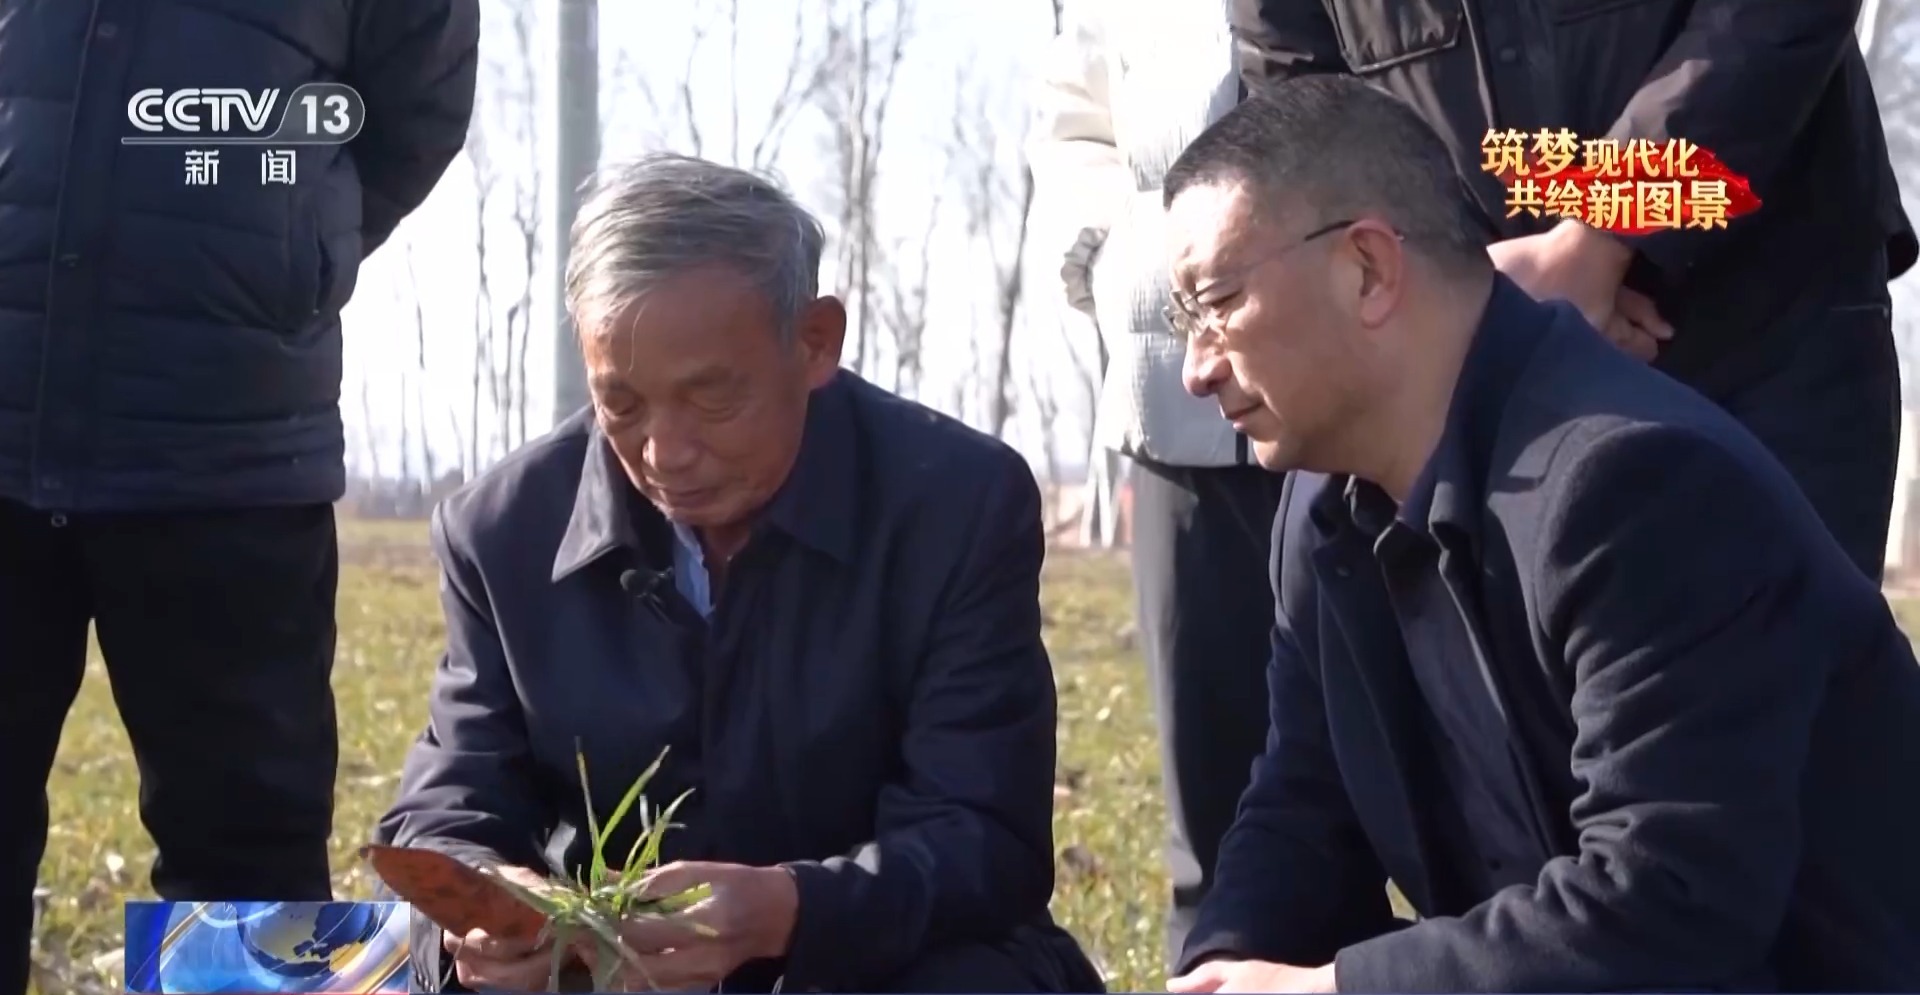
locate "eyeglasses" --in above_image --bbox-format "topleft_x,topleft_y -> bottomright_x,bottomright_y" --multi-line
1162,219 -> 1357,342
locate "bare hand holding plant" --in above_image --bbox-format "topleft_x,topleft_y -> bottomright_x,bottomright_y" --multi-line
480,745 -> 715,991
442,869 -> 577,994
589,861 -> 800,991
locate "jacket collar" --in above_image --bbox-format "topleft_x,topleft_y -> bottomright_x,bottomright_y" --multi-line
551,372 -> 859,582
760,372 -> 858,562
1314,273 -> 1546,544
551,422 -> 642,582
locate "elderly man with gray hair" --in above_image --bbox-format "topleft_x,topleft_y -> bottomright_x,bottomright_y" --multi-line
374,153 -> 1104,994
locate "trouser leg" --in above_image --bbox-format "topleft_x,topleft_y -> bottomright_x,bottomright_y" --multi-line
0,500 -> 91,994
84,504 -> 340,901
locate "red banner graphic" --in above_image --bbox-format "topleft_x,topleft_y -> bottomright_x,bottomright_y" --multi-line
1478,130 -> 1761,236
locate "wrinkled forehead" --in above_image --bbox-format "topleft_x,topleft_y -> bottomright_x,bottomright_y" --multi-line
1165,180 -> 1266,286
579,267 -> 779,391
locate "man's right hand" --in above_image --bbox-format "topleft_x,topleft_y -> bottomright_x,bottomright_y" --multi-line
1488,220 -> 1636,330
1601,286 -> 1672,362
443,865 -> 566,991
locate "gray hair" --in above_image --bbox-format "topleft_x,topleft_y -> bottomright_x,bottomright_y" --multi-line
565,153 -> 827,340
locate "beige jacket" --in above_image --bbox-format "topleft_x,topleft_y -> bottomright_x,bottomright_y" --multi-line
1027,0 -> 1243,468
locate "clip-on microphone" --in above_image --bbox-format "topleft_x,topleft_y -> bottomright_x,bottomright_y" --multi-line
619,566 -> 676,623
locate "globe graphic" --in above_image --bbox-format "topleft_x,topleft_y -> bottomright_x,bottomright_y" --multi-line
233,903 -> 382,982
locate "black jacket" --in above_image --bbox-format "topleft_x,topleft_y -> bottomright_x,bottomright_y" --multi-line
1231,0 -> 1912,385
0,0 -> 478,511
1182,277 -> 1920,991
377,373 -> 1101,993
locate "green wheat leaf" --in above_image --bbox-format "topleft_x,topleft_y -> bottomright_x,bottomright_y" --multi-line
546,920 -> 571,992
649,881 -> 713,916
574,742 -> 610,888
489,744 -> 709,991
484,868 -> 562,917
576,907 -> 637,965
582,922 -> 633,992
597,746 -> 671,857
630,787 -> 695,880
592,945 -> 624,992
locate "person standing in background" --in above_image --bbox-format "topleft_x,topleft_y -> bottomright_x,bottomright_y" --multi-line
1029,0 -> 1285,963
0,2 -> 478,991
1229,0 -> 1912,582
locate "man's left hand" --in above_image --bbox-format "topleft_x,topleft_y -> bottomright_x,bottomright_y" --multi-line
1488,220 -> 1637,331
598,861 -> 799,991
1167,959 -> 1337,993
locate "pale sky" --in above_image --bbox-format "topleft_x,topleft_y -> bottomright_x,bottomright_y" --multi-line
337,0 -> 1920,485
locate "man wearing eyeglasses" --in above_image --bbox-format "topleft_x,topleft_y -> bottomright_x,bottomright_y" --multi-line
1229,0 -> 1910,584
1158,76 -> 1920,994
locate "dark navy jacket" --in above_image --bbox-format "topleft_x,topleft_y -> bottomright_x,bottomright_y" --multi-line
1183,277 -> 1920,992
0,0 -> 478,511
377,372 -> 1101,993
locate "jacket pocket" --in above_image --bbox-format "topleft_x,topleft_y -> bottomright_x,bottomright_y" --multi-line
282,200 -> 324,335
1327,0 -> 1465,74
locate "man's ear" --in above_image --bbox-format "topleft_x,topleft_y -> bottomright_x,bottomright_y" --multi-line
793,296 -> 847,387
1349,223 -> 1405,328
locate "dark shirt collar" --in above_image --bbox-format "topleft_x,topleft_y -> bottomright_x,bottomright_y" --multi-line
1344,452 -> 1445,546
1322,274 -> 1541,543
552,372 -> 859,582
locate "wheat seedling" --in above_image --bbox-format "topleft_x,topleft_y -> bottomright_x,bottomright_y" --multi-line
482,743 -> 713,991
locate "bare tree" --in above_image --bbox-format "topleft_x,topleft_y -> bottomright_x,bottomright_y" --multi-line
1022,361 -> 1067,529
751,1 -> 836,171
948,73 -> 1036,439
605,0 -> 712,155
814,0 -> 913,378
728,0 -> 742,164
614,0 -> 832,172
938,0 -> 1065,439
494,0 -> 540,454
992,175 -> 1036,438
877,195 -> 941,396
403,243 -> 446,487
464,125 -> 495,475
672,11 -> 712,155
358,375 -> 383,483
442,0 -> 544,476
